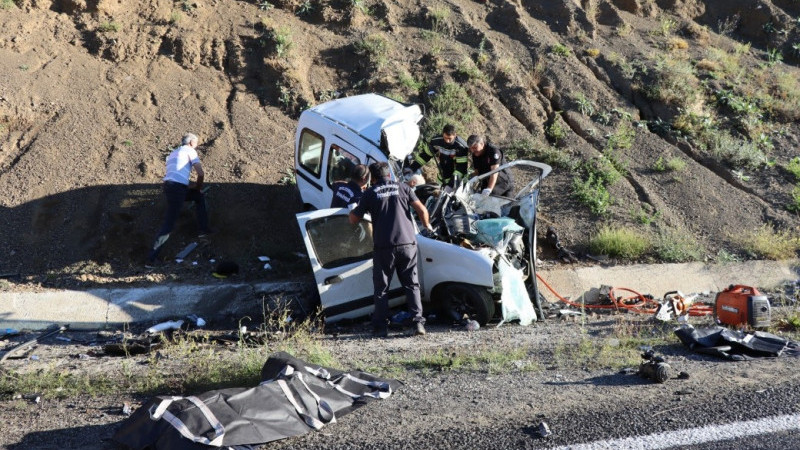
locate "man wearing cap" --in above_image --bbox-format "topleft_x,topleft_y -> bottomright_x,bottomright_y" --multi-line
330,164 -> 370,209
349,162 -> 433,338
467,134 -> 514,197
146,133 -> 212,267
406,124 -> 469,188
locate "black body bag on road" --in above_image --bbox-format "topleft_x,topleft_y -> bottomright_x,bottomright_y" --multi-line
113,352 -> 400,449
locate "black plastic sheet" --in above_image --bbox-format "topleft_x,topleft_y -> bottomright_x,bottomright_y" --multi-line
113,352 -> 400,449
675,325 -> 800,360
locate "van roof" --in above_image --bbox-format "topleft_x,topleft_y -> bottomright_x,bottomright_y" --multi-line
310,94 -> 422,154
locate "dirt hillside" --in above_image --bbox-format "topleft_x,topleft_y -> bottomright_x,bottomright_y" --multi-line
1,0 -> 799,284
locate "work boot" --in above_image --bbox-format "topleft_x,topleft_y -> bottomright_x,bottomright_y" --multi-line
414,322 -> 426,336
372,327 -> 388,338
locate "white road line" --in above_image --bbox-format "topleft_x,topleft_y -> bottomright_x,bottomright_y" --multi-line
551,413 -> 800,450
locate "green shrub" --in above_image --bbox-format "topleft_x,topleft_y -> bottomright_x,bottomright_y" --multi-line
1,0 -> 17,10
546,120 -> 567,145
572,93 -> 595,116
505,139 -> 578,171
590,155 -> 622,185
428,6 -> 451,35
630,206 -> 660,225
666,157 -> 686,171
655,228 -> 703,262
550,43 -> 571,57
606,120 -> 636,151
648,57 -> 701,108
787,157 -> 800,181
98,21 -> 121,32
589,226 -> 651,259
655,16 -> 677,37
423,83 -> 477,140
260,23 -> 294,58
572,174 -> 611,216
456,57 -> 488,82
654,156 -> 686,172
351,0 -> 368,14
295,1 -> 314,16
354,33 -> 389,69
788,186 -> 800,212
707,131 -> 767,170
397,71 -> 424,91
740,225 -> 800,260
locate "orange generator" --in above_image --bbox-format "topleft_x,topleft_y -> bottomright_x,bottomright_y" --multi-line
714,285 -> 771,328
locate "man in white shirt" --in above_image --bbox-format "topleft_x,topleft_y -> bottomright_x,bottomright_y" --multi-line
146,133 -> 212,266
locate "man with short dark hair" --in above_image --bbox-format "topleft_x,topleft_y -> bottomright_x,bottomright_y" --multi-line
467,134 -> 514,197
330,164 -> 369,209
406,124 -> 469,187
349,162 -> 433,338
146,133 -> 212,267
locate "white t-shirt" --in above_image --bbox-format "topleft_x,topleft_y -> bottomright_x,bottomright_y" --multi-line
163,145 -> 200,185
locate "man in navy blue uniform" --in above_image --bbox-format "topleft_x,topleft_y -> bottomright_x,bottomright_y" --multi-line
349,162 -> 433,337
330,164 -> 369,208
467,134 -> 514,197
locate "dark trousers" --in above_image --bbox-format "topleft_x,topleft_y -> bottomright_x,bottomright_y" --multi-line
484,176 -> 512,197
372,243 -> 424,329
147,181 -> 208,262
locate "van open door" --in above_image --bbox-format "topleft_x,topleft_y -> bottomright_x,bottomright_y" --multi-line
295,208 -> 404,322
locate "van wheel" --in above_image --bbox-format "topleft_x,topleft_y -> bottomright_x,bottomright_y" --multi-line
437,283 -> 494,326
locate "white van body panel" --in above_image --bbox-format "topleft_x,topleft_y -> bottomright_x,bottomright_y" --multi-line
294,94 -> 422,210
295,208 -> 495,323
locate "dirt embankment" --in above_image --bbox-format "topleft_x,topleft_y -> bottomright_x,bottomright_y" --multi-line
1,0 -> 799,284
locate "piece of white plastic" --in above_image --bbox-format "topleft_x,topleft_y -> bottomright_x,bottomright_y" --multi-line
497,258 -> 537,326
258,256 -> 271,262
146,320 -> 184,334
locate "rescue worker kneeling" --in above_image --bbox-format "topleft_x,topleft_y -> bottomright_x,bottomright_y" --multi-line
349,162 -> 433,338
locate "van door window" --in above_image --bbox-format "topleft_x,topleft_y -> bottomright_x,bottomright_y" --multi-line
327,145 -> 360,186
298,129 -> 325,177
306,215 -> 373,269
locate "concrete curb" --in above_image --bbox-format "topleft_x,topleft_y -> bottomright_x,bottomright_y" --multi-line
1,260 -> 797,331
538,260 -> 799,301
0,281 -> 310,331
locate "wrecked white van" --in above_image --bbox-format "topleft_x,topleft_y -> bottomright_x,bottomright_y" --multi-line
294,94 -> 551,325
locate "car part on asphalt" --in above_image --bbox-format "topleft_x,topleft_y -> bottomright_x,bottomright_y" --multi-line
638,349 -> 671,383
0,324 -> 67,362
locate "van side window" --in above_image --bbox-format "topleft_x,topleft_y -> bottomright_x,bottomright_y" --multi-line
327,145 -> 360,186
306,215 -> 373,268
298,129 -> 324,177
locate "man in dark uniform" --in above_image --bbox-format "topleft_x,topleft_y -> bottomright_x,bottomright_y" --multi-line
467,134 -> 514,197
349,162 -> 433,338
330,164 -> 369,208
406,124 -> 469,188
